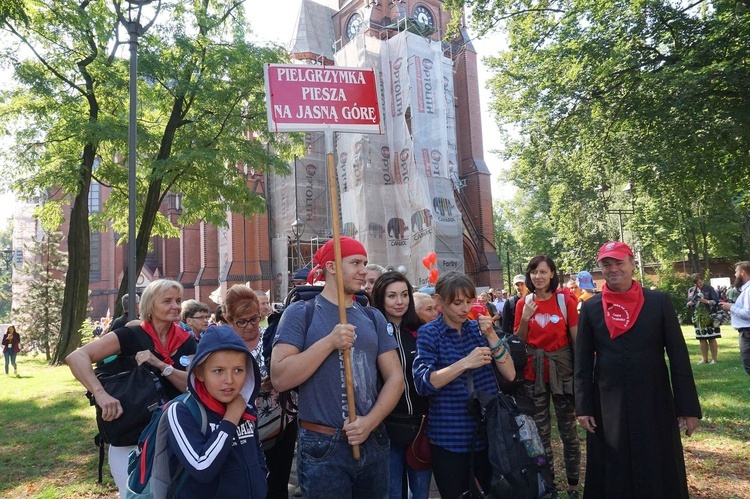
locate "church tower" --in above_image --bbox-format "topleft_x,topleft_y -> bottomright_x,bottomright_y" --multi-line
276,0 -> 502,287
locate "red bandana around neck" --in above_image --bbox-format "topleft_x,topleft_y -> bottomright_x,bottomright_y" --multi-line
600,280 -> 645,339
140,321 -> 191,365
193,379 -> 256,422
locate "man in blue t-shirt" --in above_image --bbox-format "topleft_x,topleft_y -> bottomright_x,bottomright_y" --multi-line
272,237 -> 402,498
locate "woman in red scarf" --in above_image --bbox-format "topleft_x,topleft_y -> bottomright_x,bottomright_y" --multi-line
514,255 -> 581,499
67,279 -> 196,497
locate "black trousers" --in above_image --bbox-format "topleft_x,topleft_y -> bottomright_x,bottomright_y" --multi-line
740,328 -> 750,376
264,418 -> 299,499
430,443 -> 490,499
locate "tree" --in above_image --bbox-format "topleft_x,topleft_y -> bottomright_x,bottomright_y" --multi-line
0,222 -> 11,322
0,0 -> 295,363
103,0 -> 292,319
12,230 -> 67,360
453,0 -> 750,266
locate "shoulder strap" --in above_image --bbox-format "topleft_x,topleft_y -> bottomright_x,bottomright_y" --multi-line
556,293 -> 568,325
304,298 -> 317,330
180,393 -> 208,434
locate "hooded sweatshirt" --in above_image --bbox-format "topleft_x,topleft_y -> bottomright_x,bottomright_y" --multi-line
166,326 -> 268,499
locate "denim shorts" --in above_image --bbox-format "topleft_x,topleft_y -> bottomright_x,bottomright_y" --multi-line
297,423 -> 390,498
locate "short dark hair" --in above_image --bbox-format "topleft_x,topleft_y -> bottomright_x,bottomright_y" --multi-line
181,299 -> 210,321
690,273 -> 703,285
435,271 -> 476,304
736,261 -> 750,275
371,271 -> 421,332
525,255 -> 559,293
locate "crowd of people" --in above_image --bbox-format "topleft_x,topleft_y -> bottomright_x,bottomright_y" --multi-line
62,237 -> 750,499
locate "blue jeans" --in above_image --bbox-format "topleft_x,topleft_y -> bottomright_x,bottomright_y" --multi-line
297,423 -> 390,499
388,443 -> 432,499
4,349 -> 16,374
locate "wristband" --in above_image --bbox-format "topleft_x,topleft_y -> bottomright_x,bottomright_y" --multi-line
489,338 -> 503,351
493,346 -> 508,360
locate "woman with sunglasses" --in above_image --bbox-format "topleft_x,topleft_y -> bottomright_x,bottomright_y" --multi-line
224,284 -> 296,499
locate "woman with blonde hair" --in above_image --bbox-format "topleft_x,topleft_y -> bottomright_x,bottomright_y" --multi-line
67,279 -> 196,497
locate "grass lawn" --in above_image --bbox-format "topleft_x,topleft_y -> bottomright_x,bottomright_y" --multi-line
1,325 -> 748,498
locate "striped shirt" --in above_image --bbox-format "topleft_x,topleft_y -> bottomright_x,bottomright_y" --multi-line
413,315 -> 497,452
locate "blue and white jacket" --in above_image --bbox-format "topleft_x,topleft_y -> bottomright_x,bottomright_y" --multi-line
166,326 -> 268,498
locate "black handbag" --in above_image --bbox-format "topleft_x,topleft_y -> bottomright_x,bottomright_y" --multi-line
383,413 -> 423,446
88,362 -> 167,446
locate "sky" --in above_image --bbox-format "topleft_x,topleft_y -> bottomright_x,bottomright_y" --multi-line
0,0 -> 515,231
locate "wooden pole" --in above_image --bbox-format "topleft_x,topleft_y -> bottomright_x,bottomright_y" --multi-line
324,130 -> 360,459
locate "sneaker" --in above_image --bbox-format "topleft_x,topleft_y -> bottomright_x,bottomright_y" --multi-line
710,360 -> 718,364
697,360 -> 707,365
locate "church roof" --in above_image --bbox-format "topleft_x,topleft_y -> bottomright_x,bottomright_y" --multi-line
289,0 -> 337,61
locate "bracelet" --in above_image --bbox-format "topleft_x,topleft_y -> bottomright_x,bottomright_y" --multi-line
490,336 -> 509,352
493,346 -> 508,360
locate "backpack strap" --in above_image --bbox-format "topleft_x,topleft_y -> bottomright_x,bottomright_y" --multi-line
165,393 -> 208,498
556,293 -> 568,325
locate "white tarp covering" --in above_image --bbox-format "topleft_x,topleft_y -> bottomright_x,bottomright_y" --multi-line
271,31 -> 464,286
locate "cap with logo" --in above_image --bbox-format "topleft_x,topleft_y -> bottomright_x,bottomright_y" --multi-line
513,274 -> 526,285
596,241 -> 634,262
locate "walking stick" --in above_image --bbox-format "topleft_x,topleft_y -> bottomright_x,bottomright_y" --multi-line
324,130 -> 360,459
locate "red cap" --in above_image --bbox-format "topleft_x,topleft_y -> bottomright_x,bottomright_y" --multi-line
597,241 -> 634,262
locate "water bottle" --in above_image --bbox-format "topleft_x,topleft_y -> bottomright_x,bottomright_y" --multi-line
515,413 -> 545,458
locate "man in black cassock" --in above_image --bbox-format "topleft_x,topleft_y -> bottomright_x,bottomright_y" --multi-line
575,241 -> 701,499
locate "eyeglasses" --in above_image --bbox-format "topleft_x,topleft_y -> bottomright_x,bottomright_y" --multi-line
190,315 -> 211,321
234,315 -> 262,328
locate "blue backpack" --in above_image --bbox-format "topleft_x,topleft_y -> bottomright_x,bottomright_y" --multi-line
125,393 -> 207,499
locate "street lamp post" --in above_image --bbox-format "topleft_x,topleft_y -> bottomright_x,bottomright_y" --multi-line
114,0 -> 161,320
596,182 -> 644,283
1,246 -> 12,273
291,219 -> 306,271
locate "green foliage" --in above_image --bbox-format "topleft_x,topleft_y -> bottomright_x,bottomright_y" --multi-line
653,266 -> 694,324
473,0 -> 750,267
0,0 -> 301,359
11,230 -> 67,360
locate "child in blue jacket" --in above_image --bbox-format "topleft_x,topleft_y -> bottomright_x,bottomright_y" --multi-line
166,325 -> 268,498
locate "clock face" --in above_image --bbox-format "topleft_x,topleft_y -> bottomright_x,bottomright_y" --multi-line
413,6 -> 434,28
346,13 -> 364,40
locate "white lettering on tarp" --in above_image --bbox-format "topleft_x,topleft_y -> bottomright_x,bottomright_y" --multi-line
391,58 -> 404,117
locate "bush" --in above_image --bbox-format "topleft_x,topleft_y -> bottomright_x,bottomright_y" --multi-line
653,268 -> 693,324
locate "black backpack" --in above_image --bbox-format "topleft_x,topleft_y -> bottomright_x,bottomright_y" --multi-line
467,390 -> 554,499
86,355 -> 167,483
